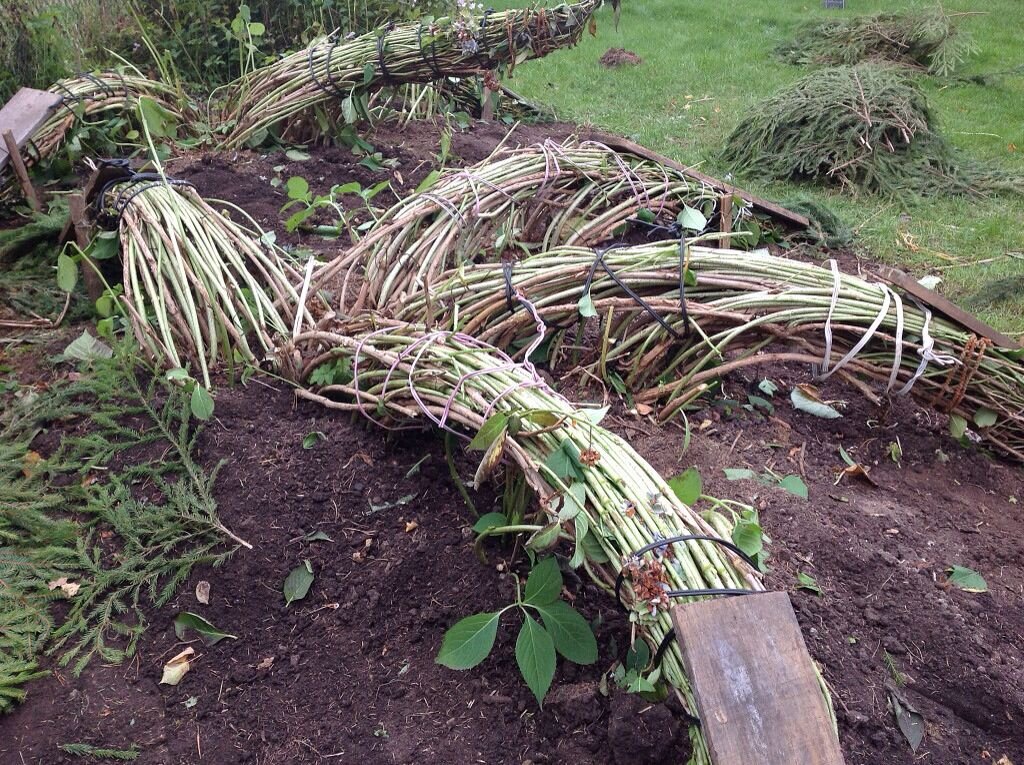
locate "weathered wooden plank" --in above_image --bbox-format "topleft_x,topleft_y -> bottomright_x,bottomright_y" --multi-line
2,129 -> 40,211
580,129 -> 812,229
875,266 -> 1021,350
671,592 -> 845,765
0,87 -> 62,173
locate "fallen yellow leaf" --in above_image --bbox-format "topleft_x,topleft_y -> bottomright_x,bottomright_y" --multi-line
160,647 -> 195,686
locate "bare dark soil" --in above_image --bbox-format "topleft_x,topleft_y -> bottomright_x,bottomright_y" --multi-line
3,120 -> 1024,765
599,48 -> 643,67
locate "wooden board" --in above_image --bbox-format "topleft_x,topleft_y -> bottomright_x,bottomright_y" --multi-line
875,266 -> 1022,350
0,87 -> 62,174
580,129 -> 811,229
671,592 -> 845,765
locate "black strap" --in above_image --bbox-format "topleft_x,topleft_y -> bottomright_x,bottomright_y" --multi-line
418,23 -> 445,80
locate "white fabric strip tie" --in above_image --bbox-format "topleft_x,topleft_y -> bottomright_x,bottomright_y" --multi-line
897,302 -> 960,396
816,259 -> 893,384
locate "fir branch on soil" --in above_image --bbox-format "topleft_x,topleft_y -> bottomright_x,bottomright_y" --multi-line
59,742 -> 140,760
0,350 -> 239,708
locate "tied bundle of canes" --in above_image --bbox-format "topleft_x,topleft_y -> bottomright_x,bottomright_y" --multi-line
286,317 -> 825,764
217,0 -> 600,150
98,175 -> 316,388
315,138 -> 732,311
391,242 -> 1024,461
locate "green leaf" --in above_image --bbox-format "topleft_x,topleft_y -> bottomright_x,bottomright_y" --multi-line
515,614 -> 556,705
580,530 -> 610,563
796,572 -> 822,595
723,467 -> 756,481
283,560 -> 314,606
302,431 -> 325,449
57,252 -> 78,292
437,611 -> 501,669
888,687 -> 925,752
758,378 -> 779,397
948,414 -> 968,439
545,440 -> 584,480
138,95 -> 177,138
526,523 -> 561,553
173,612 -> 237,645
578,405 -> 609,425
747,394 -> 775,414
524,557 -> 562,605
946,565 -> 987,593
667,467 -> 702,506
247,21 -> 265,35
415,169 -> 441,193
190,386 -> 214,421
973,408 -> 997,428
286,176 -> 309,201
362,62 -> 375,85
468,412 -> 509,451
625,639 -> 651,671
535,600 -> 597,665
677,204 -> 707,232
790,387 -> 842,419
285,149 -> 310,162
778,474 -> 808,499
732,513 -> 764,559
342,96 -> 357,124
473,512 -> 508,534
62,331 -> 112,362
578,292 -> 598,318
303,530 -> 333,543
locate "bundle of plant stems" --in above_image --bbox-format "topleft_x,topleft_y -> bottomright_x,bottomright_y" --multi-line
101,177 -> 313,388
776,6 -> 977,76
216,0 -> 600,149
721,64 -> 1023,197
287,317 -> 822,764
6,70 -> 187,181
315,138 -> 735,310
390,242 -> 1024,461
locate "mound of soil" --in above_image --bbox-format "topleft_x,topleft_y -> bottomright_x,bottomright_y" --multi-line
599,48 -> 643,67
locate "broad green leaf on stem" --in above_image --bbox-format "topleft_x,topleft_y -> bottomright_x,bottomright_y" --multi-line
468,412 -> 509,451
747,394 -> 775,414
732,512 -> 764,560
516,614 -> 556,705
947,565 -> 987,593
948,414 -> 968,440
677,204 -> 707,232
778,474 -> 808,499
578,292 -> 598,318
190,386 -> 214,421
625,639 -> 651,671
535,600 -> 597,665
973,408 -> 997,428
667,467 -> 702,506
342,96 -> 357,124
545,440 -> 584,481
166,367 -> 191,382
578,405 -> 609,425
581,530 -> 610,563
138,95 -> 177,138
723,467 -> 756,481
888,686 -> 925,752
57,253 -> 78,292
558,483 -> 587,521
415,169 -> 441,194
569,512 -> 589,569
790,385 -> 842,419
796,572 -> 822,595
473,512 -> 508,534
527,523 -> 561,553
285,149 -> 310,162
286,176 -> 309,201
437,611 -> 501,669
525,557 -> 562,605
283,560 -> 314,606
173,612 -> 237,645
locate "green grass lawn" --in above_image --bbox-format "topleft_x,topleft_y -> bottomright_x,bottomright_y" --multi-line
494,0 -> 1024,336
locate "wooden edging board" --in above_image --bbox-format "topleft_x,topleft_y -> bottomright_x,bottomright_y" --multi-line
671,592 -> 846,765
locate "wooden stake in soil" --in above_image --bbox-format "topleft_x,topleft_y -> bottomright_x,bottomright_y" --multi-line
2,129 -> 41,211
671,592 -> 845,765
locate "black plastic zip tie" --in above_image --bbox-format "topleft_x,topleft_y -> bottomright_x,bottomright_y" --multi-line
418,23 -> 445,81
